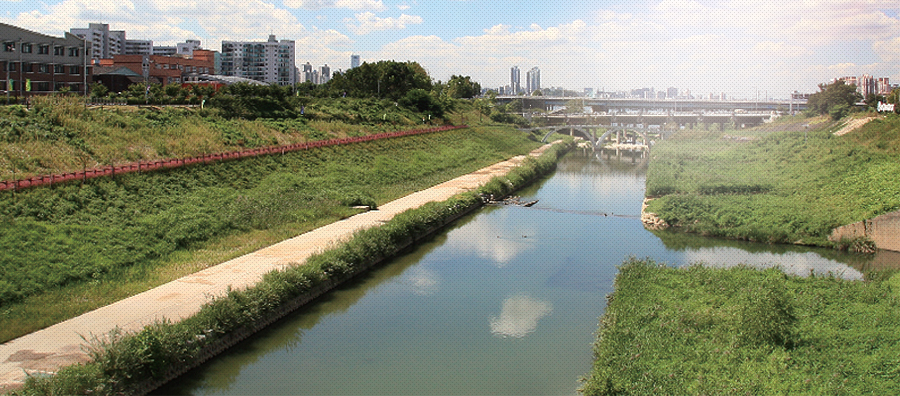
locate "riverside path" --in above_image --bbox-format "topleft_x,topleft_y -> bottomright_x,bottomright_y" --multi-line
0,143 -> 557,392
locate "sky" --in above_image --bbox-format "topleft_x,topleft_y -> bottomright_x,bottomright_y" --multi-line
2,0 -> 899,99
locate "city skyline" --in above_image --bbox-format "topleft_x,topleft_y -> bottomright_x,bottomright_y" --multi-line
2,1 -> 899,98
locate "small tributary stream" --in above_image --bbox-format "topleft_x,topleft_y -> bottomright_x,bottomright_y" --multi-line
155,149 -> 892,395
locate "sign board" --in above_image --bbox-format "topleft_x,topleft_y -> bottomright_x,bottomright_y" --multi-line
877,101 -> 895,113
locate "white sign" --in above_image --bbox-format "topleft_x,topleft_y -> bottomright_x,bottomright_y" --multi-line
877,101 -> 895,113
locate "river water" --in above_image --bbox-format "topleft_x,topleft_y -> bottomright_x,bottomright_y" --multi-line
156,149 -> 893,395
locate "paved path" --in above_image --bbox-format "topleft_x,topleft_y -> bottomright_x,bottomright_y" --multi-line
0,144 -> 554,391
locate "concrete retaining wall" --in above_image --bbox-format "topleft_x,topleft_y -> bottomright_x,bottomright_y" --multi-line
829,210 -> 900,252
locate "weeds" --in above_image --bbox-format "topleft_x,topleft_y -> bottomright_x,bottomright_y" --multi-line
645,115 -> 900,247
580,259 -> 900,395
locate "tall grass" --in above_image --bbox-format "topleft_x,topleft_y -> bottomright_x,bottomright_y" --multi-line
0,96 -> 471,180
645,115 -> 900,246
581,258 -> 900,395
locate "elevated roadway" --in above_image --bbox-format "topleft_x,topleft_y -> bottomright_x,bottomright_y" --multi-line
497,96 -> 807,113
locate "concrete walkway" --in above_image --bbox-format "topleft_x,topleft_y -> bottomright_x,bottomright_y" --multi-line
0,144 -> 554,391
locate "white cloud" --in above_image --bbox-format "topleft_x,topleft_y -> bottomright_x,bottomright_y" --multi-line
398,4 -> 409,10
874,36 -> 900,63
283,0 -> 385,11
346,12 -> 422,35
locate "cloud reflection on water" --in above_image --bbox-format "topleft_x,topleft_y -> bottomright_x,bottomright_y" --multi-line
682,248 -> 864,280
398,267 -> 440,296
447,210 -> 536,267
489,295 -> 553,338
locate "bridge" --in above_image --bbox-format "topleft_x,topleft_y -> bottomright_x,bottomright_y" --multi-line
497,96 -> 807,113
524,124 -> 655,153
532,112 -> 775,130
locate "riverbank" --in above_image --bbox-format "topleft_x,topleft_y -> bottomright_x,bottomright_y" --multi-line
581,258 -> 900,395
0,125 -> 542,343
1,140 -> 570,395
643,114 -> 900,249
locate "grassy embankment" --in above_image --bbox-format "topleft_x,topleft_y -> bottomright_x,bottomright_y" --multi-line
8,140 -> 571,396
0,96 -> 483,181
0,99 -> 544,342
581,258 -> 900,395
645,114 -> 900,247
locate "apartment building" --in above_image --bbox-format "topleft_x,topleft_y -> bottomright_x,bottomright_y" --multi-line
220,35 -> 296,86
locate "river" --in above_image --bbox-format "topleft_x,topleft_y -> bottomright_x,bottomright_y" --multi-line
155,149 -> 892,395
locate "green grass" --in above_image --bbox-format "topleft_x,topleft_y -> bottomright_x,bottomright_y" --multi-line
0,96 -> 492,181
7,141 -> 570,396
645,114 -> 900,246
0,125 -> 542,342
581,258 -> 900,395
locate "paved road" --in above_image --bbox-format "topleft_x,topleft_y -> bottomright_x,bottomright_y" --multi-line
0,144 -> 554,392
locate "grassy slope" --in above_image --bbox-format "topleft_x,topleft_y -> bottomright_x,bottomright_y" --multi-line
0,117 -> 543,342
581,259 -> 900,395
645,114 -> 900,246
0,96 -> 474,181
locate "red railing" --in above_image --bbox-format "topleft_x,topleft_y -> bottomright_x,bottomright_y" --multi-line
0,125 -> 468,192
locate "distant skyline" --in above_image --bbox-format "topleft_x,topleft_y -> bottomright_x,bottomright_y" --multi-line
2,0 -> 898,99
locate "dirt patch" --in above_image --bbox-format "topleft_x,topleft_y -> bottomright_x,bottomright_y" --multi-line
834,117 -> 877,136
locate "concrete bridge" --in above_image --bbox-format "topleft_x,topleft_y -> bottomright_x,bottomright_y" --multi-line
497,96 -> 807,113
524,124 -> 654,152
532,112 -> 774,130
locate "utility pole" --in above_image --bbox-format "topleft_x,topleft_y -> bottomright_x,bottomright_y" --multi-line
83,36 -> 88,100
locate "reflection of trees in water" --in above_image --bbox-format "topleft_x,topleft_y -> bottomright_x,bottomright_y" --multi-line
554,149 -> 648,176
154,210 -> 488,394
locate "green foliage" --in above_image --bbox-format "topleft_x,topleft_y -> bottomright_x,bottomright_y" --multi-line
807,80 -> 862,119
0,127 -> 540,310
208,83 -> 298,119
645,117 -> 900,246
327,60 -> 432,100
445,75 -> 481,99
739,275 -> 796,347
89,82 -> 109,99
581,258 -> 900,395
9,139 -> 563,396
398,88 -> 445,117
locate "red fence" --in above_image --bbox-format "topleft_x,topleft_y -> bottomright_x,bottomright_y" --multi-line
0,125 -> 468,192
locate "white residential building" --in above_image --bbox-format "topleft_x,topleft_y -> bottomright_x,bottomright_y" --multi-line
70,23 -> 126,62
221,35 -> 296,86
177,40 -> 202,56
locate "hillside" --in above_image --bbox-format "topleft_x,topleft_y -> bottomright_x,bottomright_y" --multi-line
0,95 -> 483,182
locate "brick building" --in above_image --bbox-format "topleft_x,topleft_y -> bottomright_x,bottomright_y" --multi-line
100,50 -> 214,85
0,23 -> 90,96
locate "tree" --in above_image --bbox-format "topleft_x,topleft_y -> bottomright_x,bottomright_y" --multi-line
89,82 -> 109,98
398,88 -> 444,118
886,88 -> 900,114
446,75 -> 481,99
474,97 -> 493,122
865,93 -> 886,109
531,89 -> 543,96
807,80 -> 861,120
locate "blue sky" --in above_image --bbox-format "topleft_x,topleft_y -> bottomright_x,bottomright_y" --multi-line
2,0 -> 899,99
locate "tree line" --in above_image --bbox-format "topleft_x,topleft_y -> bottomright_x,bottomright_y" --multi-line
87,61 -> 483,120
